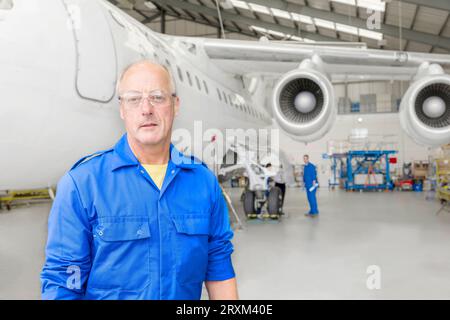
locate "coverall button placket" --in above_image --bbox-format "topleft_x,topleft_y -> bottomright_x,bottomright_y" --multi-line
158,164 -> 180,299
136,164 -> 162,298
157,194 -> 176,300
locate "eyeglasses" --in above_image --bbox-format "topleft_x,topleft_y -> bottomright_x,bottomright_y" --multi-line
118,90 -> 176,108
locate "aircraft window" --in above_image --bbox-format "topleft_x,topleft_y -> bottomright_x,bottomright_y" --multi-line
228,95 -> 234,107
216,88 -> 222,101
186,71 -> 192,86
203,80 -> 209,94
177,66 -> 183,82
195,76 -> 201,91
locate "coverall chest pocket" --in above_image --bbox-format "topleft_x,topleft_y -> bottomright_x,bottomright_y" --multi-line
89,217 -> 151,291
171,215 -> 210,285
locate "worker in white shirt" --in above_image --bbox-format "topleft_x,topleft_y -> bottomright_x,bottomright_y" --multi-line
274,164 -> 287,213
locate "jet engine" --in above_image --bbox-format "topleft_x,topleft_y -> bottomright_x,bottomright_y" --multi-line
272,57 -> 336,142
400,63 -> 450,146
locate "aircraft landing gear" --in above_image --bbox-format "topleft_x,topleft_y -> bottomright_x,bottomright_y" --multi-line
243,190 -> 256,218
267,186 -> 283,219
243,187 -> 283,220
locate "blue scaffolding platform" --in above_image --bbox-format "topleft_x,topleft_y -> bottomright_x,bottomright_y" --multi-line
344,150 -> 397,191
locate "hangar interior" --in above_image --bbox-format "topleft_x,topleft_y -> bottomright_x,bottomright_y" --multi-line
1,0 -> 450,299
112,0 -> 450,184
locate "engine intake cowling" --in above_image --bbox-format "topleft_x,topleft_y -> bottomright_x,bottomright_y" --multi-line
400,73 -> 450,146
272,68 -> 336,142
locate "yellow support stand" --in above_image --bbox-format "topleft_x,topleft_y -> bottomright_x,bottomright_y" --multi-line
0,188 -> 54,211
436,158 -> 450,214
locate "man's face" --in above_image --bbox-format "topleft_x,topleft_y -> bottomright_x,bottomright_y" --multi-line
303,156 -> 309,164
119,63 -> 179,147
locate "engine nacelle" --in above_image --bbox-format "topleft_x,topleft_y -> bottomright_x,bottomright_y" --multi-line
272,66 -> 336,142
400,63 -> 450,146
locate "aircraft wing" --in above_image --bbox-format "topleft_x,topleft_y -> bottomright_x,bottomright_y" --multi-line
164,35 -> 450,147
192,37 -> 450,81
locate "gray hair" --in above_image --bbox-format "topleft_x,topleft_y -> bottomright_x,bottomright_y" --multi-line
116,59 -> 176,96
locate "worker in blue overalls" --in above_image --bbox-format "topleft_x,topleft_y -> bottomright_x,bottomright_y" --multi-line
303,154 -> 319,217
40,61 -> 237,300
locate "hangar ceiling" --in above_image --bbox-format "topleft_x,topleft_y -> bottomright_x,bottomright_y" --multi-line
108,0 -> 450,53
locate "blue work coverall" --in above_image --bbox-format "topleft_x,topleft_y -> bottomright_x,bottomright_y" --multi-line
40,134 -> 235,300
303,163 -> 319,215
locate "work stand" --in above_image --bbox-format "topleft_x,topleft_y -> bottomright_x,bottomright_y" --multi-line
436,200 -> 450,215
220,185 -> 245,230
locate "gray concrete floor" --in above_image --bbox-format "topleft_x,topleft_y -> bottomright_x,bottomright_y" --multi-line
1,188 -> 450,299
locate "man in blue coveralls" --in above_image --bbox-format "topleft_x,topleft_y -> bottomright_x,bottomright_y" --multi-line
40,61 -> 238,300
303,154 -> 319,217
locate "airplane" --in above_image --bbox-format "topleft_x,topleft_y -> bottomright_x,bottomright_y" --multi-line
0,0 -> 449,213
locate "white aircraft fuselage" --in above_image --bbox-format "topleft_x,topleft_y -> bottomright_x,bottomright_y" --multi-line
0,0 -> 271,190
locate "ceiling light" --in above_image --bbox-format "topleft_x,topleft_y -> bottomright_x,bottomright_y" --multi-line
248,3 -> 271,15
228,0 -> 249,10
359,28 -> 383,40
314,18 -> 336,30
271,8 -> 292,20
336,23 -> 358,35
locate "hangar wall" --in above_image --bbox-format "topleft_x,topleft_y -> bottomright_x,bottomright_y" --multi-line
281,112 -> 432,186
